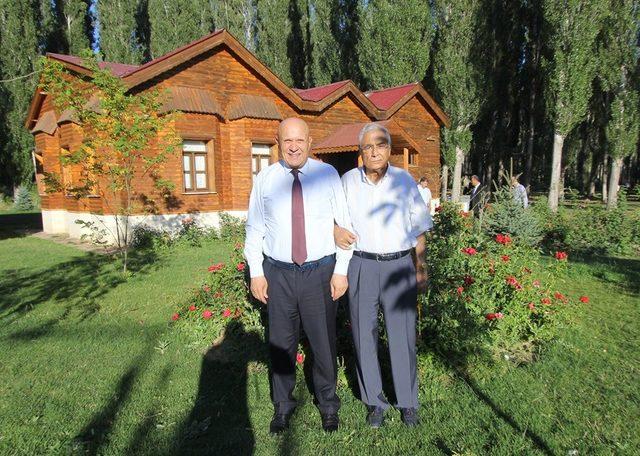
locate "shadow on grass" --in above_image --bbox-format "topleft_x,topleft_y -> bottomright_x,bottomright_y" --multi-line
73,345 -> 154,455
569,254 -> 640,295
168,320 -> 268,455
0,212 -> 42,240
0,247 -> 164,325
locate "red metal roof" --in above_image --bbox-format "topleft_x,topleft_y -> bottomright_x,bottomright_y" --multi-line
314,121 -> 392,152
47,53 -> 139,77
366,83 -> 418,110
294,80 -> 350,102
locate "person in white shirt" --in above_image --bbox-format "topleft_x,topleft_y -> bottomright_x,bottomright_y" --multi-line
244,117 -> 352,434
335,123 -> 432,428
417,176 -> 432,210
511,175 -> 529,208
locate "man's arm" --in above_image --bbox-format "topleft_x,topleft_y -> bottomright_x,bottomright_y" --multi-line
329,171 -> 354,300
413,233 -> 427,293
408,177 -> 432,294
244,173 -> 268,304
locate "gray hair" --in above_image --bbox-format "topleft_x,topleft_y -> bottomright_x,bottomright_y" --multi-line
358,123 -> 392,149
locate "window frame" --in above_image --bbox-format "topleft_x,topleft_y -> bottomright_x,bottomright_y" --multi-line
182,139 -> 215,194
251,141 -> 277,180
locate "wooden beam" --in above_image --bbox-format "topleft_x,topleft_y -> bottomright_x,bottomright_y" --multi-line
403,147 -> 409,171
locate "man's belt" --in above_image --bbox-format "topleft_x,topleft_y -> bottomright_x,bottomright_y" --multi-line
265,254 -> 335,271
353,249 -> 412,261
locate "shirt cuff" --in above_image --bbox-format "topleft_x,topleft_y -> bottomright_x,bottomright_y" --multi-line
333,256 -> 350,276
248,259 -> 264,278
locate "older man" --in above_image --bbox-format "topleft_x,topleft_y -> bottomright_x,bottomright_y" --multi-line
337,123 -> 432,428
244,117 -> 352,434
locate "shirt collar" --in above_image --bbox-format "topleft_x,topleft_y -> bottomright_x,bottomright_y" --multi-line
280,158 -> 311,175
359,164 -> 391,185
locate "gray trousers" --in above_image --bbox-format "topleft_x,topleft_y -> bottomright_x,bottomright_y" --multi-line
347,254 -> 418,409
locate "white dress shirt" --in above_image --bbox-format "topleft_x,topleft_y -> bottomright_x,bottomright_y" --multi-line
244,158 -> 353,278
417,184 -> 432,207
342,166 -> 433,254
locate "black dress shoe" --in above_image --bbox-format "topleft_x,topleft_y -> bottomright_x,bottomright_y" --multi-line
399,407 -> 419,427
321,413 -> 339,432
366,406 -> 385,428
269,411 -> 293,434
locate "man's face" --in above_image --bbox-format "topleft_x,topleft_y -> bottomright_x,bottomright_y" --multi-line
420,180 -> 429,188
277,118 -> 312,169
472,177 -> 480,187
360,129 -> 391,173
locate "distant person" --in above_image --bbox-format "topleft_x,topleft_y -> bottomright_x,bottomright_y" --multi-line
469,174 -> 486,217
417,176 -> 432,210
511,175 -> 528,208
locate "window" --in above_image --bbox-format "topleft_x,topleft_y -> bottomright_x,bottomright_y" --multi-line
182,140 -> 210,192
408,151 -> 418,166
252,143 -> 272,180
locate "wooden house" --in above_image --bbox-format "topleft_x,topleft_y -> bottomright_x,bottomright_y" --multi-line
25,30 -> 449,242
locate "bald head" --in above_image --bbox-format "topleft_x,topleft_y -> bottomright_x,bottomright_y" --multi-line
277,117 -> 312,169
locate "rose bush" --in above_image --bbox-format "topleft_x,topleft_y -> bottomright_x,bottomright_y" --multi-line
421,202 -> 575,361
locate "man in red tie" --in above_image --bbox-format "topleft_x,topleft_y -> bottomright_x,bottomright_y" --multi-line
244,117 -> 353,434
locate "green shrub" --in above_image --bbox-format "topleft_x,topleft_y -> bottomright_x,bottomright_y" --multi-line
219,212 -> 246,242
422,202 -> 570,360
13,185 -> 34,211
131,224 -> 173,250
482,187 -> 543,247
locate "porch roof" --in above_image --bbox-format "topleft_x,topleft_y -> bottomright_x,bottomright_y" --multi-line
312,120 -> 422,155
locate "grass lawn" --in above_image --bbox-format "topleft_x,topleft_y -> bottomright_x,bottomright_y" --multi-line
0,214 -> 638,455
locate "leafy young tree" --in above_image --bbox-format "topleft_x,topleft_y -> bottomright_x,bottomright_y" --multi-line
357,0 -> 434,90
213,0 -> 258,51
39,56 -> 180,273
430,0 -> 485,202
542,0 -> 607,211
0,0 -> 40,190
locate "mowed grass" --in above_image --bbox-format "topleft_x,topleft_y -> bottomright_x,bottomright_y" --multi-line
0,216 -> 638,455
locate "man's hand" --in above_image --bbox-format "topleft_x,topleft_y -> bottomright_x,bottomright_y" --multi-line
416,269 -> 428,294
250,276 -> 269,304
330,274 -> 348,301
334,225 -> 356,250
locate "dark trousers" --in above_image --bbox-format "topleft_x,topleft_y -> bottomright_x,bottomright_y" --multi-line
264,256 -> 340,415
347,254 -> 418,409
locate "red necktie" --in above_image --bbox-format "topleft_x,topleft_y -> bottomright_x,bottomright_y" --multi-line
291,169 -> 307,265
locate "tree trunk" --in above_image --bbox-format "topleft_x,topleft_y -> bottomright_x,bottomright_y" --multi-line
559,165 -> 566,202
548,132 -> 564,212
451,146 -> 465,202
441,164 -> 449,201
602,155 -> 608,202
523,87 -> 536,191
607,156 -> 623,210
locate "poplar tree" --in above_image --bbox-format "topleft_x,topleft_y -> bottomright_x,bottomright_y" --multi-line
48,0 -> 93,54
599,0 -> 639,209
147,0 -> 214,59
357,0 -> 434,90
213,0 -> 258,51
0,0 -> 40,189
255,0 -> 298,86
430,0 -> 485,202
542,0 -> 607,211
97,0 -> 144,64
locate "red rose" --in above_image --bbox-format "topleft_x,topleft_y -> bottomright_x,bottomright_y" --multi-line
579,296 -> 590,303
202,310 -> 213,320
501,255 -> 510,262
236,262 -> 246,272
505,276 -> 519,287
222,308 -> 232,318
189,305 -> 196,311
554,251 -> 568,261
486,313 -> 496,321
464,275 -> 475,286
171,313 -> 180,321
462,247 -> 477,255
296,352 -> 305,364
532,280 -> 540,288
203,285 -> 211,292
554,292 -> 567,302
528,302 -> 535,310
496,234 -> 512,245
541,297 -> 551,305
495,312 -> 504,319
207,262 -> 224,272
435,205 -> 442,212
456,286 -> 464,295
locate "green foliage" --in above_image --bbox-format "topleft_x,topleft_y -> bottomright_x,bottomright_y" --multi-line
175,243 -> 262,344
255,0 -> 294,85
97,0 -> 145,63
422,202 -> 568,360
606,89 -> 639,160
218,212 -> 246,242
542,0 -> 607,135
356,0 -> 434,89
13,184 -> 34,211
482,186 -> 542,247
